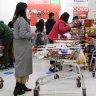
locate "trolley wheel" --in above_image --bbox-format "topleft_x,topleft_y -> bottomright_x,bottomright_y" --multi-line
0,82 -> 3,89
76,78 -> 81,88
34,89 -> 39,96
54,74 -> 59,79
92,72 -> 95,77
82,88 -> 86,96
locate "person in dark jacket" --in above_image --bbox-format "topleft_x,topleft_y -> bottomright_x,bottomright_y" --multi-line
45,13 -> 56,72
36,19 -> 44,32
0,21 -> 13,69
45,12 -> 56,43
35,19 -> 44,46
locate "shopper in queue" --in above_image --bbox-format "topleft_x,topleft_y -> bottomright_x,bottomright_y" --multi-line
45,12 -> 56,43
0,21 -> 14,70
48,12 -> 71,72
35,19 -> 44,46
48,12 -> 71,41
13,2 -> 33,96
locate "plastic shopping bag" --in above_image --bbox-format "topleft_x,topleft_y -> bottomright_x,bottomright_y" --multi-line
76,49 -> 86,64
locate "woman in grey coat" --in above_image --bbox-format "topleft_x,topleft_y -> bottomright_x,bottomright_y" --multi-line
13,2 -> 32,96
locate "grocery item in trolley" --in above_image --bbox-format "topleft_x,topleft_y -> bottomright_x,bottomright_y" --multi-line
45,44 -> 75,59
35,42 -> 86,64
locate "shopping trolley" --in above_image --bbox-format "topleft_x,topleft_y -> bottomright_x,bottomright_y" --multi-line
33,39 -> 86,96
89,38 -> 96,77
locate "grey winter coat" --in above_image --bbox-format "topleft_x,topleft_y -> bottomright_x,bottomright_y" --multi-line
13,17 -> 32,77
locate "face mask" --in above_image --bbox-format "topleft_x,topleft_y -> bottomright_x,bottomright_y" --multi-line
26,9 -> 29,15
26,9 -> 30,19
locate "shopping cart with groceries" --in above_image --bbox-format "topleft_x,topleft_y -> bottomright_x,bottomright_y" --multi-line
33,38 -> 87,96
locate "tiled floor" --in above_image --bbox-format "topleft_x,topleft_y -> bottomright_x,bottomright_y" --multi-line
0,57 -> 96,96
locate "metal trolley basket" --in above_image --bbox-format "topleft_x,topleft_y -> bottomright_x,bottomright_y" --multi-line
33,39 -> 86,96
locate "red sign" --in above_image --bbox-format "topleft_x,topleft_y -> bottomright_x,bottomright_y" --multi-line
73,7 -> 89,18
28,0 -> 50,4
27,0 -> 60,26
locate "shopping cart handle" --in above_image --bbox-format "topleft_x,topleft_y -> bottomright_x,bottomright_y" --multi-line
53,38 -> 80,40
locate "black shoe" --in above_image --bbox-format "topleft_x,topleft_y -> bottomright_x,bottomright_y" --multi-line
0,65 -> 9,70
4,66 -> 9,70
13,82 -> 25,96
0,66 -> 4,70
49,67 -> 58,72
21,83 -> 32,91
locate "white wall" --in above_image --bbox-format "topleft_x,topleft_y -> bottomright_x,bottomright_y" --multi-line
88,0 -> 96,19
61,0 -> 74,23
0,0 -> 27,24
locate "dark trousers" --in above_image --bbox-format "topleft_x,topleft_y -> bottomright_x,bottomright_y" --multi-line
48,39 -> 55,64
36,33 -> 43,46
1,35 -> 13,67
85,45 -> 95,63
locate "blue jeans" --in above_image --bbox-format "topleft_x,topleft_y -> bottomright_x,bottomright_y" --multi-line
36,32 -> 43,46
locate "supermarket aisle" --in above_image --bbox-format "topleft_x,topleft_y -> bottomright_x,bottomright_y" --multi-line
0,57 -> 96,96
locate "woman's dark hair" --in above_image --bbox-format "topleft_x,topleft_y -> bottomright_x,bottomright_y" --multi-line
49,12 -> 54,18
8,21 -> 13,28
13,2 -> 27,22
73,16 -> 79,20
60,12 -> 70,23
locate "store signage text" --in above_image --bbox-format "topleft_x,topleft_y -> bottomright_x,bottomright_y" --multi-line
74,0 -> 88,2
